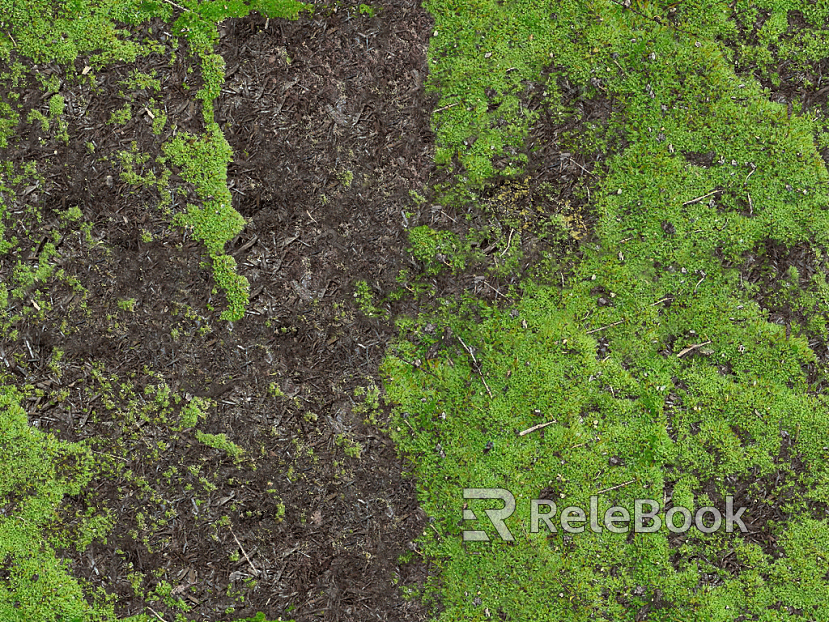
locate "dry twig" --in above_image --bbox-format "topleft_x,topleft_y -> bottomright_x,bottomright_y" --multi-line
676,340 -> 712,358
434,102 -> 459,114
597,478 -> 636,495
682,189 -> 720,206
146,607 -> 168,622
457,335 -> 493,399
586,319 -> 625,334
231,529 -> 260,576
518,420 -> 556,437
159,0 -> 191,11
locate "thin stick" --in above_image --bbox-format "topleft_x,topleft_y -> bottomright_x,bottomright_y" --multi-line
429,523 -> 443,540
585,319 -> 625,334
682,189 -> 720,206
676,340 -> 712,358
231,529 -> 260,576
518,420 -> 556,437
457,335 -> 479,367
160,0 -> 191,11
694,271 -> 707,294
747,192 -> 753,216
434,102 -> 459,114
478,373 -> 493,399
569,157 -> 595,177
146,607 -> 168,622
597,478 -> 636,495
441,209 -> 457,223
649,296 -> 673,306
457,336 -> 493,399
500,228 -> 514,256
484,280 -> 505,298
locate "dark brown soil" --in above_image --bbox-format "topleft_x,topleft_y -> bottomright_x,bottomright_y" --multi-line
0,1 -> 441,620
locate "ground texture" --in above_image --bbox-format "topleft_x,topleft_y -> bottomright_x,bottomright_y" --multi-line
6,0 -> 829,621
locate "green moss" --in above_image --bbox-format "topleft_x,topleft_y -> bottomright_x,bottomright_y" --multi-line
387,0 -> 829,619
211,253 -> 249,321
336,169 -> 353,188
0,384 -> 116,622
179,396 -> 211,429
407,225 -> 482,275
162,127 -> 249,319
120,69 -> 160,93
164,127 -> 242,253
194,430 -> 244,461
61,205 -> 83,221
0,0 -> 311,325
335,433 -> 363,459
108,103 -> 132,125
50,94 -> 69,141
150,106 -> 167,135
353,280 -> 388,319
27,108 -> 49,132
117,298 -> 136,312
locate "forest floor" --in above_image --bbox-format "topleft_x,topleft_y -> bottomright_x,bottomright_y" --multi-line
5,0 -> 829,621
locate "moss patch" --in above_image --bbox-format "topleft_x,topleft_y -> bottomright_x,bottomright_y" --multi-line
385,0 -> 829,619
0,383 -> 116,622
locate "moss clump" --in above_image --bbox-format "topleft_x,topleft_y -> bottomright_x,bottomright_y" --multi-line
107,103 -> 132,125
164,127 -> 249,320
353,280 -> 388,319
211,253 -> 249,322
117,297 -> 136,312
179,395 -> 211,429
335,433 -> 363,459
164,126 -> 243,255
195,430 -> 244,461
0,384 -> 115,622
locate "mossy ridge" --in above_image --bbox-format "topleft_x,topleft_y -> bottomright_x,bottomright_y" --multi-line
386,0 -> 829,619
